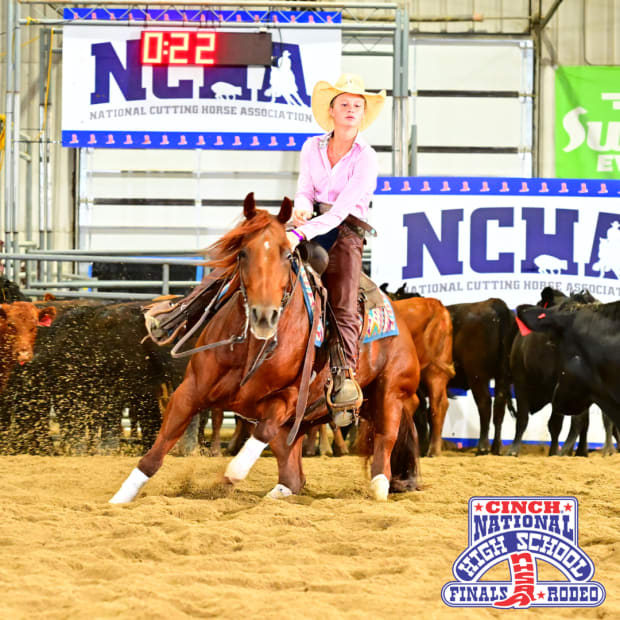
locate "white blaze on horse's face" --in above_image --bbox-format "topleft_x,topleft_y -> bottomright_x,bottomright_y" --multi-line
241,226 -> 291,340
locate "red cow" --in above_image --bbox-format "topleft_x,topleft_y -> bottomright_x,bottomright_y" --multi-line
394,297 -> 455,456
0,302 -> 56,392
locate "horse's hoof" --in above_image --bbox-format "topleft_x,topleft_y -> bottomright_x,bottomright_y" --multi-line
390,477 -> 417,493
370,474 -> 389,501
265,483 -> 293,499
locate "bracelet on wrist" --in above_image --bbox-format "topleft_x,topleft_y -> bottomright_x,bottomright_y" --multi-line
291,229 -> 305,242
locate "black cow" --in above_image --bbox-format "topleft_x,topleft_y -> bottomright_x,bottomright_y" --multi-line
508,287 -> 597,456
517,298 -> 620,431
0,275 -> 28,303
91,262 -> 197,295
447,298 -> 517,455
0,300 -> 184,454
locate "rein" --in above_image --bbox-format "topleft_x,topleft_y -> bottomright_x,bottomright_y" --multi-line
170,273 -> 248,359
239,257 -> 299,386
171,252 -> 298,369
286,282 -> 324,446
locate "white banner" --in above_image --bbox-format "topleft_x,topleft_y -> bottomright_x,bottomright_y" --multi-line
62,23 -> 340,149
371,177 -> 620,307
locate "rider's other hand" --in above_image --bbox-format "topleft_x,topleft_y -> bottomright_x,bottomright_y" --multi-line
286,231 -> 300,250
292,206 -> 312,227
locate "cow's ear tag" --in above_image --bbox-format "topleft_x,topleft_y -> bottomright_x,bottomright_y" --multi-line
537,313 -> 546,319
515,316 -> 532,336
38,316 -> 53,327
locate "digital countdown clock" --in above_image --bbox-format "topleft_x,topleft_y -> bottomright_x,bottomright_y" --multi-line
140,31 -> 272,66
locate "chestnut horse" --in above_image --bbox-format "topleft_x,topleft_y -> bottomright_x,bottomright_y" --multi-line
110,194 -> 421,503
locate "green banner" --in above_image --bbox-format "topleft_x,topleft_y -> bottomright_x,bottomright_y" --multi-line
555,66 -> 620,179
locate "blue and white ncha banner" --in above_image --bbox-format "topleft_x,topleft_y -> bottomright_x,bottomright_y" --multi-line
61,14 -> 341,150
371,176 -> 620,449
371,176 -> 620,308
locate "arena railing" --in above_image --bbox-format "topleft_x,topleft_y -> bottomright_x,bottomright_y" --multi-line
2,250 -> 206,300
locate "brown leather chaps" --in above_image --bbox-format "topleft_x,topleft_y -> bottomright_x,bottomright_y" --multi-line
322,224 -> 364,371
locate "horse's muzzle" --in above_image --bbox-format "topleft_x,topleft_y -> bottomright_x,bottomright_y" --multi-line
249,305 -> 281,340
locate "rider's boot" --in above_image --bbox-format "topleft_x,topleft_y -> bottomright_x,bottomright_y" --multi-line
327,366 -> 363,427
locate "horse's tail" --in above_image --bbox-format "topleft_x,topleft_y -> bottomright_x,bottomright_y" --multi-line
390,407 -> 422,492
355,408 -> 422,493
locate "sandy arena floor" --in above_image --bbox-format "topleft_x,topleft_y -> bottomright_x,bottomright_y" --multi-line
0,449 -> 618,619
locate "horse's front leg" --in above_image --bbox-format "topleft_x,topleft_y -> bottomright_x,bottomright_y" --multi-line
223,388 -> 297,488
264,425 -> 306,498
109,371 -> 204,503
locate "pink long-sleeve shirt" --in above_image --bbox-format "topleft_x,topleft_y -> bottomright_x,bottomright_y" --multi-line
294,132 -> 379,240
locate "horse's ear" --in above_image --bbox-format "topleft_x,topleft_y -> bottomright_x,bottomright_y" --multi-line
277,197 -> 293,224
243,193 -> 256,220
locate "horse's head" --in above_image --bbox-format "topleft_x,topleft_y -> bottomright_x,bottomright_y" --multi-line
216,193 -> 291,340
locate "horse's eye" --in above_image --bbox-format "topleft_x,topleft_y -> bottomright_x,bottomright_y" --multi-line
238,249 -> 248,260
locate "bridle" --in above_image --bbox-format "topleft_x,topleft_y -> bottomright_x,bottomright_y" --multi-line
170,248 -> 299,370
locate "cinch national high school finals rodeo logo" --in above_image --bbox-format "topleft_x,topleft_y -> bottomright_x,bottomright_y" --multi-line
442,497 -> 605,609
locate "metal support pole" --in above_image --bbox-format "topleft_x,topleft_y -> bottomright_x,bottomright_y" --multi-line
409,124 -> 417,176
12,3 -> 22,283
391,9 -> 402,175
20,134 -> 33,243
162,263 -> 170,295
39,30 -> 48,257
400,7 -> 409,177
539,0 -> 564,30
532,27 -> 542,176
4,0 -> 15,278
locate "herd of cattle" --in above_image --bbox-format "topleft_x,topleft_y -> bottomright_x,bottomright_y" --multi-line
0,271 -> 618,458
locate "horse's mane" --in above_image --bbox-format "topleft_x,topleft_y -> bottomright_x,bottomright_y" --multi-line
204,209 -> 277,278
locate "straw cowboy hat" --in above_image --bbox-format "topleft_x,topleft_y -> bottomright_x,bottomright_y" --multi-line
311,73 -> 386,132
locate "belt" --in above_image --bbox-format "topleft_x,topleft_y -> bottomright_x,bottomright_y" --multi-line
314,202 -> 377,238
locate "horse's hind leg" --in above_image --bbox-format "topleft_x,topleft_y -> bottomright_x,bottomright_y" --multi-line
109,375 -> 203,503
367,394 -> 404,501
302,425 -> 319,457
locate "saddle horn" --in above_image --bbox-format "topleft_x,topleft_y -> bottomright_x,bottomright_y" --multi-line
297,241 -> 329,276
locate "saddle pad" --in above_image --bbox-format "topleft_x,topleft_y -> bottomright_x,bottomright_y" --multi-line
299,263 -> 399,347
298,263 -> 325,347
360,291 -> 399,343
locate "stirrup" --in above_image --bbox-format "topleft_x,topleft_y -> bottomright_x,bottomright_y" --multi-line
326,368 -> 363,411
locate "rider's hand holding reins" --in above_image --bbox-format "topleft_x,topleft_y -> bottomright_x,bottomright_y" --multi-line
292,205 -> 312,227
286,229 -> 305,250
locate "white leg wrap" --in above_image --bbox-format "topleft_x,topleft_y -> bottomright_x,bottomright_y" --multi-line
109,468 -> 150,504
224,436 -> 268,483
370,474 -> 390,501
265,483 -> 293,499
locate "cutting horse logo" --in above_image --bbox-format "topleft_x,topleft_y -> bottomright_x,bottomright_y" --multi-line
592,221 -> 620,279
